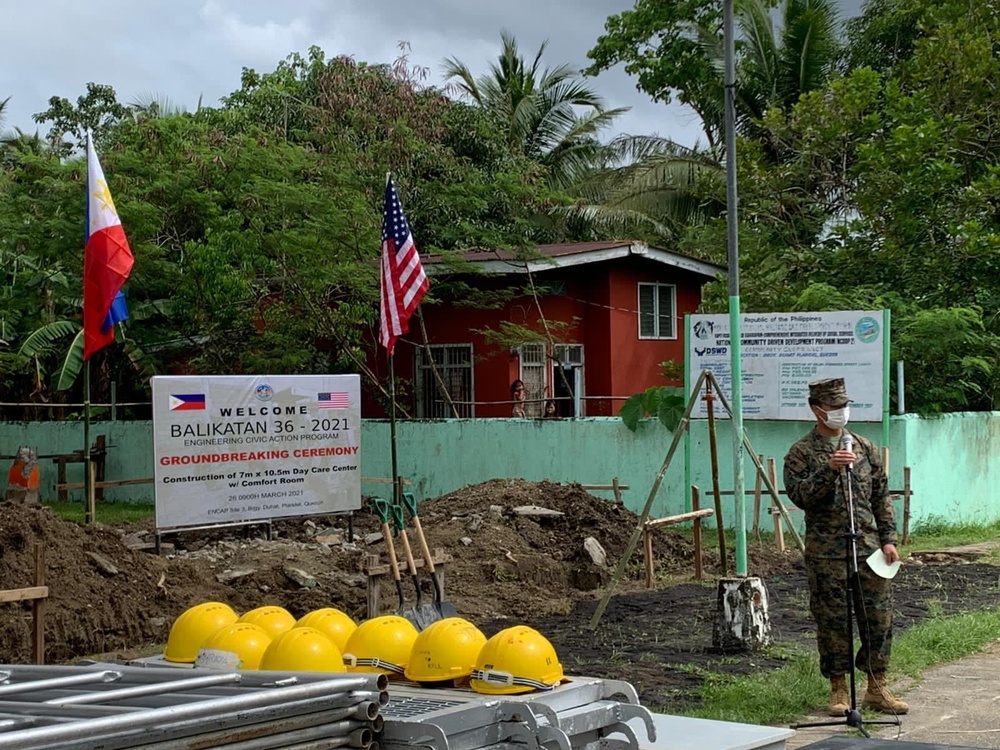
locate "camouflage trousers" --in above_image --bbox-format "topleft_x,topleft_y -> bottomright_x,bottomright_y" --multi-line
806,556 -> 893,678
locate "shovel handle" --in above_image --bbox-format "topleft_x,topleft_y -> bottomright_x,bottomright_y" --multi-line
394,505 -> 419,575
372,498 -> 401,582
403,493 -> 437,574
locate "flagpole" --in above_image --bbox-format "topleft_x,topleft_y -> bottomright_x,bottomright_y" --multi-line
388,354 -> 400,504
83,358 -> 93,524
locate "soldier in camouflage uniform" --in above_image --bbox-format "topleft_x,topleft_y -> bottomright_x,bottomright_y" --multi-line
784,378 -> 908,716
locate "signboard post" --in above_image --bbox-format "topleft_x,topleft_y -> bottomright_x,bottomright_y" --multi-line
151,375 -> 361,529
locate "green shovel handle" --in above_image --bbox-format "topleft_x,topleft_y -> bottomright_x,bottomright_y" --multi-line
401,492 -> 418,519
372,497 -> 390,524
390,503 -> 405,531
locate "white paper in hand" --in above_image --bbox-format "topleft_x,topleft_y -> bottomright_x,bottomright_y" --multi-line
866,548 -> 902,579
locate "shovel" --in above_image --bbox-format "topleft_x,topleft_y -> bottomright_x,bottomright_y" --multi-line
402,492 -> 458,620
390,501 -> 439,631
372,497 -> 417,628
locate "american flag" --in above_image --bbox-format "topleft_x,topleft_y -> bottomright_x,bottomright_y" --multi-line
379,175 -> 428,355
318,392 -> 350,409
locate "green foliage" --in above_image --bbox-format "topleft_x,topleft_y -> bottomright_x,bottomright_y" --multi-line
1,48 -> 566,407
443,30 -> 626,189
619,386 -> 686,432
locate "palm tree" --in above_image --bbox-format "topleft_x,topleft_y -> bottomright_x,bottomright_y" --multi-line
561,0 -> 839,238
697,0 -> 840,145
558,135 -> 723,240
442,30 -> 628,189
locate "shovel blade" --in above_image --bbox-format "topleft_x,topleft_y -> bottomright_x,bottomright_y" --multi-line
399,607 -> 423,630
405,603 -> 444,631
435,601 -> 458,619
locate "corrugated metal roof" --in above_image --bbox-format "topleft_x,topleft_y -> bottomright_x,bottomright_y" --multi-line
423,240 -> 725,279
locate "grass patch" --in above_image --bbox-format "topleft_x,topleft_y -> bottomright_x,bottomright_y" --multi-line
901,515 -> 1000,553
44,501 -> 154,525
684,606 -> 1000,726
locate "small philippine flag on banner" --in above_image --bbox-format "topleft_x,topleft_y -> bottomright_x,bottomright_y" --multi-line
318,392 -> 349,409
169,394 -> 206,411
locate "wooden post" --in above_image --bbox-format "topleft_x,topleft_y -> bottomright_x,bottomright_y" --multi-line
56,457 -> 69,503
693,486 -> 703,581
85,461 -> 97,526
752,454 -> 764,542
612,476 -> 622,505
366,553 -> 381,619
33,544 -> 45,664
902,466 -> 911,545
643,527 -> 654,590
767,458 -> 785,553
704,385 -> 727,575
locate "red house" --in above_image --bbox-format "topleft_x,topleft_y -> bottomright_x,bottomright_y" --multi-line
364,241 -> 724,418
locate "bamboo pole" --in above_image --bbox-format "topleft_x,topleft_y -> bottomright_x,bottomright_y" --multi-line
704,382 -> 727,575
752,453 -> 763,541
693,486 -> 704,582
767,458 -> 785,553
704,370 -> 805,554
589,370 -> 708,629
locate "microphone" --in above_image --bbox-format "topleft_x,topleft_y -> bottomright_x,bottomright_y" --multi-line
842,432 -> 854,470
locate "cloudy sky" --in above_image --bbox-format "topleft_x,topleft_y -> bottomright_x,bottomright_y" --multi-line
1,0 -> 864,149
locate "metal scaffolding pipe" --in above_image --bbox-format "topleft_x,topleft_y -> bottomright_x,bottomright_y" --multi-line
0,672 -> 120,698
0,675 -> 377,750
120,705 -> 380,750
127,718 -> 373,750
45,673 -> 242,705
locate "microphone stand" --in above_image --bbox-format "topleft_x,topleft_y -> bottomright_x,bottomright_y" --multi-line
792,435 -> 901,737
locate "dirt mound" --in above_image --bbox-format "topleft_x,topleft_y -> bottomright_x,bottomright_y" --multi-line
0,480 -> 729,663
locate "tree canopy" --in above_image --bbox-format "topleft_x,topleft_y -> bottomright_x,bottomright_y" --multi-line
4,4 -> 1000,417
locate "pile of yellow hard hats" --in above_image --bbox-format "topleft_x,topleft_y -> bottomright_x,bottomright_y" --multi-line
164,604 -> 564,693
164,602 -> 358,672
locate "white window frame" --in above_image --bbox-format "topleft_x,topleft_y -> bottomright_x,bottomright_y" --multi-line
637,282 -> 677,340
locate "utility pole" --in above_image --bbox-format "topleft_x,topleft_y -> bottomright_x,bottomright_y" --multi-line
723,0 -> 747,575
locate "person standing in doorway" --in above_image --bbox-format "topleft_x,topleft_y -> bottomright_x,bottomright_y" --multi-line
783,378 -> 908,717
511,379 -> 527,418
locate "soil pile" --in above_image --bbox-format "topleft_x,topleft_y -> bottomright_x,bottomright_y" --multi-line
0,479 -> 727,662
4,480 -> 1000,717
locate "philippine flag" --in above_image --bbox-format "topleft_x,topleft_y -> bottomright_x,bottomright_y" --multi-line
84,131 -> 135,361
169,394 -> 206,411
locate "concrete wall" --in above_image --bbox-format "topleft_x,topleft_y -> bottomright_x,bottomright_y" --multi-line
2,413 -> 997,529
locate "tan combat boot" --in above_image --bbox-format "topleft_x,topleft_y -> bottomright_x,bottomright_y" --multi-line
863,672 -> 909,714
828,674 -> 849,716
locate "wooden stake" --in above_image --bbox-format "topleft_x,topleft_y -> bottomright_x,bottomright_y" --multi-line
33,543 -> 45,664
767,458 -> 785,553
693,486 -> 703,581
902,465 -> 911,545
644,528 -> 654,590
752,453 -> 763,541
86,461 -> 97,526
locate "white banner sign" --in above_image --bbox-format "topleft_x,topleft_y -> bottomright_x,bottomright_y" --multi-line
151,374 -> 361,528
687,310 -> 886,421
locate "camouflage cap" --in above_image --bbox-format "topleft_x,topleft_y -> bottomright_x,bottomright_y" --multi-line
808,377 -> 851,407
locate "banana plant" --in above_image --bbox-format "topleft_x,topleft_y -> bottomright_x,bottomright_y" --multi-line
17,320 -> 84,391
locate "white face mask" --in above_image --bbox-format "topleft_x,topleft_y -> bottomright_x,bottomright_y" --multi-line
820,406 -> 850,430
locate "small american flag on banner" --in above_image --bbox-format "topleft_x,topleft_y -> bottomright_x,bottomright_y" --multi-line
318,392 -> 350,409
379,175 -> 428,355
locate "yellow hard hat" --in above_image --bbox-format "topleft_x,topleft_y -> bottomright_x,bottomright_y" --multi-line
258,627 -> 346,672
199,622 -> 272,670
342,615 -> 418,676
470,625 -> 564,695
238,606 -> 296,639
404,617 -> 487,684
164,601 -> 239,663
294,608 -> 358,652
